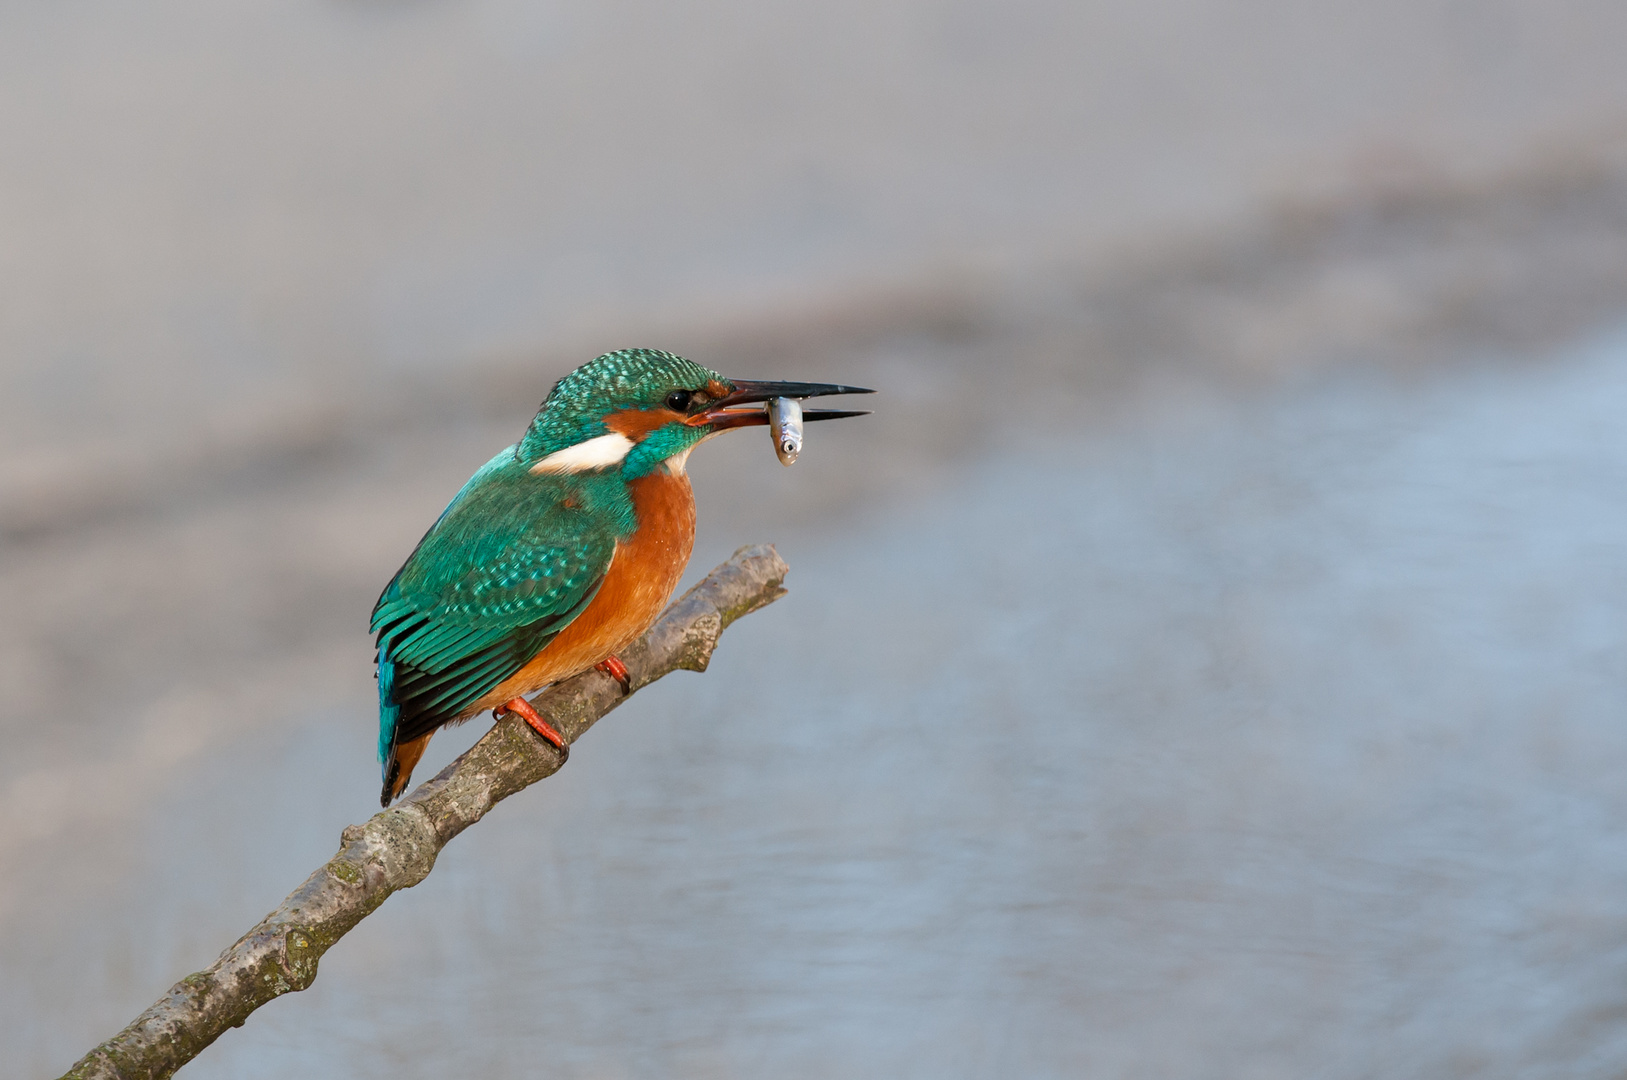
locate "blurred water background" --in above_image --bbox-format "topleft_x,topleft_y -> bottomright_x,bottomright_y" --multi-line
8,2 -> 1627,1077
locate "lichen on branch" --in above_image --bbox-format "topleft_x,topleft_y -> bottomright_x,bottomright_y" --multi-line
59,544 -> 790,1080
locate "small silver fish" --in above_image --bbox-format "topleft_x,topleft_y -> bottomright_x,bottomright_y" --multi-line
767,397 -> 803,465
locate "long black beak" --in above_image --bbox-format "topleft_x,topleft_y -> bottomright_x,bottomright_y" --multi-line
718,379 -> 874,404
697,379 -> 874,429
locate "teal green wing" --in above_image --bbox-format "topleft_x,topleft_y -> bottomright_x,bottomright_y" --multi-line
371,461 -> 629,770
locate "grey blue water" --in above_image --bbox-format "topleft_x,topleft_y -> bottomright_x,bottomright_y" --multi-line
8,2 -> 1627,1075
10,323 -> 1627,1077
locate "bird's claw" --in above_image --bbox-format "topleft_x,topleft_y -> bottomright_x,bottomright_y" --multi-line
595,655 -> 632,696
494,697 -> 570,762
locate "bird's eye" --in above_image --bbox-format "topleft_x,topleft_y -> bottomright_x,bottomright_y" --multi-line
665,389 -> 694,412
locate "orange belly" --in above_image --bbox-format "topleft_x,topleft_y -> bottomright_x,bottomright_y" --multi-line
469,467 -> 696,713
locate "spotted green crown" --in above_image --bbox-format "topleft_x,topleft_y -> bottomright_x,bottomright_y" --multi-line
518,348 -> 724,463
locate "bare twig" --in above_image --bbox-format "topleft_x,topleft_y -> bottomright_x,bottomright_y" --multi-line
59,544 -> 790,1080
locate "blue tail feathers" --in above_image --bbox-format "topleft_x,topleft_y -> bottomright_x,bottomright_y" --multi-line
377,653 -> 401,783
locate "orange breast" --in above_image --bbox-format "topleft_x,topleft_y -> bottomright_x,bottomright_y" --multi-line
470,468 -> 696,713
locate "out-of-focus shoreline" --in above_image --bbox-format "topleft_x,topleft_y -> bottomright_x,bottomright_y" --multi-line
10,146 -> 1627,545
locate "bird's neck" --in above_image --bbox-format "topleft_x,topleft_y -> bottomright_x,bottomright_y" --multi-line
622,466 -> 696,570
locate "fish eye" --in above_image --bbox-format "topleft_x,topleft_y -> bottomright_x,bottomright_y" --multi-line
665,389 -> 694,412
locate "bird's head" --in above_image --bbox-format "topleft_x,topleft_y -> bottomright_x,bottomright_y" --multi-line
518,348 -> 871,478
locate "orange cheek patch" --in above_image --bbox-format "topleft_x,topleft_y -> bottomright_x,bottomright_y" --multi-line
604,408 -> 684,441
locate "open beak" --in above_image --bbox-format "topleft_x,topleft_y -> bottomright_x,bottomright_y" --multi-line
695,379 -> 875,430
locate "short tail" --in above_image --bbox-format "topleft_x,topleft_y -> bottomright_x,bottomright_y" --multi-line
378,653 -> 432,805
380,732 -> 433,806
381,746 -> 402,807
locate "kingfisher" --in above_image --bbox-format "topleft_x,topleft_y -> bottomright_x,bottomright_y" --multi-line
371,348 -> 872,805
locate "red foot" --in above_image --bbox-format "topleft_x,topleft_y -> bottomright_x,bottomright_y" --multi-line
595,655 -> 632,696
494,697 -> 569,758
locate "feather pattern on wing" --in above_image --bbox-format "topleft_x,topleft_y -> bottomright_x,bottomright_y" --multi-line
370,450 -> 636,772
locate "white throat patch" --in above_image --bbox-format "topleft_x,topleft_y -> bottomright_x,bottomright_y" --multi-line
663,446 -> 694,475
529,432 -> 634,474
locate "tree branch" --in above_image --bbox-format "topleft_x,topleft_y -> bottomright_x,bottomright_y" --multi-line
59,544 -> 790,1080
